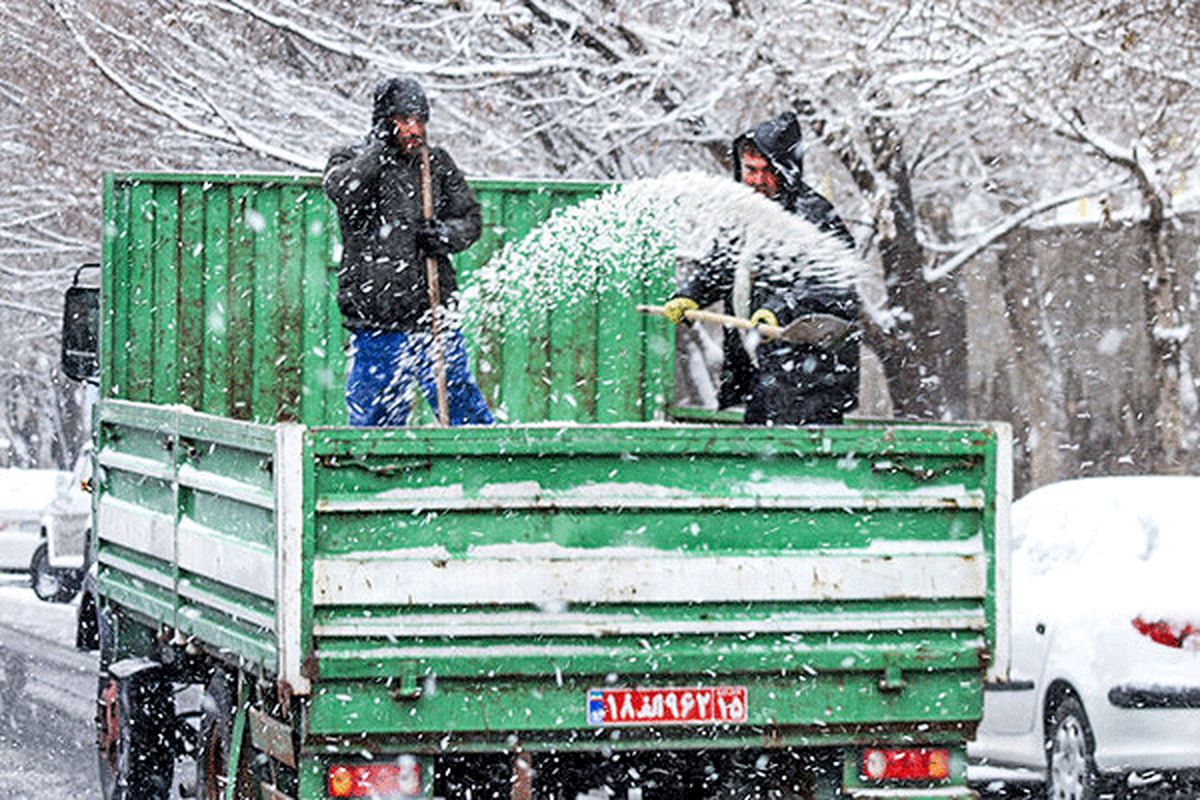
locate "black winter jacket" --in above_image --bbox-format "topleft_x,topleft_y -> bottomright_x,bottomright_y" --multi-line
679,112 -> 860,423
323,139 -> 481,331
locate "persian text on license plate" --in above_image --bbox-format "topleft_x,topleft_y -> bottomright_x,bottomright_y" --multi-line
586,686 -> 748,726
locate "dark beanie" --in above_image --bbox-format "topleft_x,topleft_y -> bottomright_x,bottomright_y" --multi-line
372,77 -> 430,126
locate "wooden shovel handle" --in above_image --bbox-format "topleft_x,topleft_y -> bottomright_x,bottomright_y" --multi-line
420,144 -> 450,427
637,304 -> 786,338
638,304 -> 852,346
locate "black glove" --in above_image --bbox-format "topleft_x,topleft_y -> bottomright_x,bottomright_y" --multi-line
370,121 -> 405,165
416,219 -> 453,256
372,116 -> 396,145
365,133 -> 400,168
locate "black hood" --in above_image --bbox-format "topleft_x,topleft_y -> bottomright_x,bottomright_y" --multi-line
372,77 -> 430,129
732,111 -> 805,201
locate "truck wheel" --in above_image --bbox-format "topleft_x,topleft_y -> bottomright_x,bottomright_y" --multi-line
96,661 -> 175,800
76,586 -> 99,651
1046,695 -> 1099,800
195,668 -> 236,799
29,542 -> 80,603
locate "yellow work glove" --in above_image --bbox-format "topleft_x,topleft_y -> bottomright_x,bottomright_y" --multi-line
662,297 -> 699,325
749,308 -> 779,328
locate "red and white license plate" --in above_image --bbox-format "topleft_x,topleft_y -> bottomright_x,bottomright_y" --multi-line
586,686 -> 748,726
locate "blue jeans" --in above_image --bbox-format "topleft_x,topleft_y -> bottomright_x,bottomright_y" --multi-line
346,329 -> 495,426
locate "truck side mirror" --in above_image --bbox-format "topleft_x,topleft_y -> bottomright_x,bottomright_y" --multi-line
62,264 -> 100,383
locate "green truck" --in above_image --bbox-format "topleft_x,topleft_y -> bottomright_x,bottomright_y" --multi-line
65,171 -> 1011,800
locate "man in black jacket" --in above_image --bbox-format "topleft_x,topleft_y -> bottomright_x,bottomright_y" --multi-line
323,77 -> 494,426
662,112 -> 860,425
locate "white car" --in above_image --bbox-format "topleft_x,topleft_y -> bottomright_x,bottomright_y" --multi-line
971,476 -> 1200,797
0,468 -> 65,573
33,446 -> 92,602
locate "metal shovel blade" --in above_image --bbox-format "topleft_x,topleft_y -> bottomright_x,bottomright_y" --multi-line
776,314 -> 854,346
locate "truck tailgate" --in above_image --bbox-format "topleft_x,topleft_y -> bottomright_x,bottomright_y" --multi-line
304,423 -> 1009,741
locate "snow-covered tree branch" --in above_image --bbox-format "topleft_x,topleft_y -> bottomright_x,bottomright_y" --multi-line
0,0 -> 1198,479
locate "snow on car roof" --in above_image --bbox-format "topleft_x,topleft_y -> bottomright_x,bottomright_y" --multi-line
1015,475 -> 1200,549
0,468 -> 68,517
1013,475 -> 1200,617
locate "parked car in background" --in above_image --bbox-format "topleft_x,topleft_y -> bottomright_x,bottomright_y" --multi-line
0,468 -> 65,576
32,445 -> 91,603
971,476 -> 1200,798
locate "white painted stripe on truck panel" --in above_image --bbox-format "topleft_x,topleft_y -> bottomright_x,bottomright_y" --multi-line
275,424 -> 310,696
989,422 -> 1014,685
97,450 -> 174,482
177,464 -> 274,509
97,549 -> 174,589
177,518 -> 274,599
313,609 -> 987,638
177,580 -> 276,631
312,554 -> 987,606
317,492 -> 984,513
96,496 -> 174,562
320,637 -> 989,663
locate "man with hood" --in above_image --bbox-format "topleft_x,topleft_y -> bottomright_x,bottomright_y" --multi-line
323,77 -> 494,426
661,111 -> 860,425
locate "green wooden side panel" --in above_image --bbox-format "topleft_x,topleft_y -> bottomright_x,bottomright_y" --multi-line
178,184 -> 206,408
100,173 -> 616,427
126,182 -> 154,399
94,401 -> 280,672
303,423 -> 1003,740
200,185 -> 230,416
308,669 -> 984,737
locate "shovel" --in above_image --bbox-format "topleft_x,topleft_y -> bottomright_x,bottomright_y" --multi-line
418,143 -> 450,426
637,305 -> 853,347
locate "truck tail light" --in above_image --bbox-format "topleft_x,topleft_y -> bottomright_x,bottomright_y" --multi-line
1132,616 -> 1197,649
327,756 -> 420,797
861,748 -> 950,782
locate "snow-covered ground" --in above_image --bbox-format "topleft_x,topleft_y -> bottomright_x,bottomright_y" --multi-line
0,574 -> 97,799
0,575 -> 79,644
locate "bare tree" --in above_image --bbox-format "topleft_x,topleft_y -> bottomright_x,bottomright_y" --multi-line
2,0 -> 1198,475
997,1 -> 1200,472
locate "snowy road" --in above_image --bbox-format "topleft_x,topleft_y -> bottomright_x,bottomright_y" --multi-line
0,573 -> 1191,800
0,574 -> 99,800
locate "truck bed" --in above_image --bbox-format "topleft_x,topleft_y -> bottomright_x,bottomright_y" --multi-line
95,399 -> 1009,751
